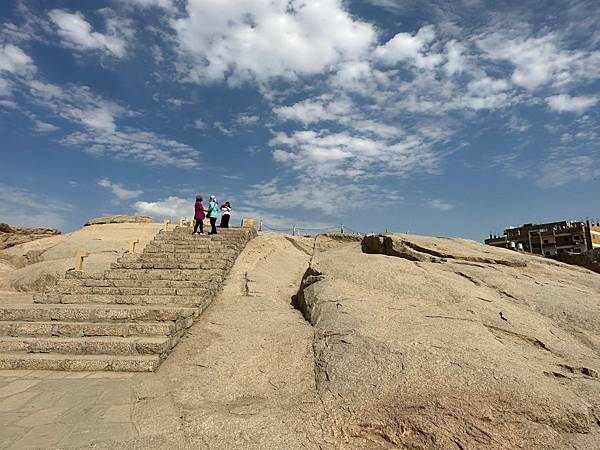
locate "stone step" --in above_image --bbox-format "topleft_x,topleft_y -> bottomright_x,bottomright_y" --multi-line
54,286 -> 208,296
0,304 -> 198,323
56,279 -> 211,289
0,352 -> 160,372
110,261 -> 231,270
0,320 -> 175,337
103,268 -> 226,281
143,245 -> 240,253
35,293 -> 206,307
117,254 -> 225,262
0,336 -> 172,356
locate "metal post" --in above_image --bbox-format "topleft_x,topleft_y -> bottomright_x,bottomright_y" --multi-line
259,219 -> 263,232
340,224 -> 344,234
292,225 -> 296,236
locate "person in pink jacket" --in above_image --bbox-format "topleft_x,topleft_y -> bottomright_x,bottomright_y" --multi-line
192,195 -> 206,235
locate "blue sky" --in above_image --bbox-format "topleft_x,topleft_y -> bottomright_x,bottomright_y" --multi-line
1,0 -> 599,240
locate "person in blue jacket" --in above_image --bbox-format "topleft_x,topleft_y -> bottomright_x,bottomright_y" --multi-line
207,195 -> 219,235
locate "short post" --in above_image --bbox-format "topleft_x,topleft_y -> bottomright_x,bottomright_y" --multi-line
74,252 -> 89,272
179,217 -> 185,227
163,220 -> 171,231
340,224 -> 344,234
259,219 -> 263,232
129,239 -> 139,254
292,225 -> 296,236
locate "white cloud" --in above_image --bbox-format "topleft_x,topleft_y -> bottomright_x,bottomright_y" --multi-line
98,178 -> 143,201
171,0 -> 376,84
477,32 -> 600,90
49,9 -> 128,58
235,113 -> 260,127
248,177 -> 401,215
274,96 -> 353,126
428,199 -> 455,211
0,44 -> 36,76
443,40 -> 466,76
194,117 -> 207,129
375,25 -> 443,70
61,128 -> 201,169
546,94 -> 598,113
269,129 -> 439,178
537,154 -> 600,188
133,196 -> 191,219
119,0 -> 175,11
33,120 -> 58,133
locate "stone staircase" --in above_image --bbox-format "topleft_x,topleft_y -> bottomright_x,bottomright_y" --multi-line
0,226 -> 256,372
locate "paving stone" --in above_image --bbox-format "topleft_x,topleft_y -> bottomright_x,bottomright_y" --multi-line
12,423 -> 74,449
60,422 -> 137,447
16,406 -> 65,427
0,370 -> 32,377
0,412 -> 27,426
0,391 -> 39,412
101,404 -> 132,423
0,425 -> 28,449
12,391 -> 64,413
0,380 -> 40,398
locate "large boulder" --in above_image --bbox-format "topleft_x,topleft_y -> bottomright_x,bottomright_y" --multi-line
84,215 -> 154,226
293,233 -> 600,449
0,223 -> 61,250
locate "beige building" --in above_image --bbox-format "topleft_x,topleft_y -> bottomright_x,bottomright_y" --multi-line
485,220 -> 600,256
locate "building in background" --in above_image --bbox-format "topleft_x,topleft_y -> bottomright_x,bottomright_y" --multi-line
485,220 -> 600,256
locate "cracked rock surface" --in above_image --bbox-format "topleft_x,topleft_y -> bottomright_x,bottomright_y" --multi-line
298,233 -> 600,449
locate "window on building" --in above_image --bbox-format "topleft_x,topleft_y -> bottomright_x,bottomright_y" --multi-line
543,239 -> 549,244
545,251 -> 551,256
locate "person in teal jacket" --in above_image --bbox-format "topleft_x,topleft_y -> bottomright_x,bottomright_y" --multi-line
207,195 -> 219,235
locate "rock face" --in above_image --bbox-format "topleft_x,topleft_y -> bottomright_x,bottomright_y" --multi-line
1,222 -> 163,292
552,248 -> 600,275
0,223 -> 61,250
294,233 -> 600,449
84,215 -> 154,226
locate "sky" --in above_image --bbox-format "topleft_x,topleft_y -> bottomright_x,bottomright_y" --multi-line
1,0 -> 599,240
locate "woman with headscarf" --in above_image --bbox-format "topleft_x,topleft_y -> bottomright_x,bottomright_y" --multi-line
220,201 -> 231,228
207,195 -> 219,235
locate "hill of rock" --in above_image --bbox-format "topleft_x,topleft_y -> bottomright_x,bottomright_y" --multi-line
0,223 -> 61,250
84,215 -> 154,226
0,222 -> 162,292
292,233 -> 600,448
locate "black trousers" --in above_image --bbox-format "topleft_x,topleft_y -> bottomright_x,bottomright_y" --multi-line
219,214 -> 230,228
209,217 -> 217,234
193,219 -> 204,234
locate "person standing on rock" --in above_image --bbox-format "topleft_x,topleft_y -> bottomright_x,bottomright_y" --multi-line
193,195 -> 206,235
207,195 -> 219,235
220,201 -> 231,228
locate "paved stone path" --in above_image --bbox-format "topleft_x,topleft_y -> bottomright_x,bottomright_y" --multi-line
0,370 -> 139,449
